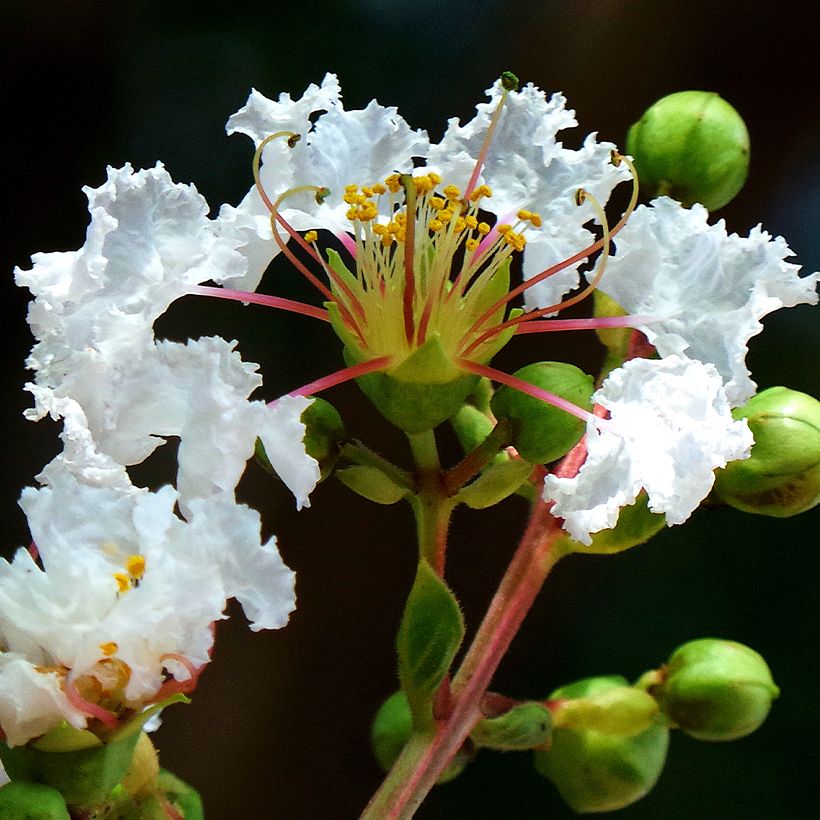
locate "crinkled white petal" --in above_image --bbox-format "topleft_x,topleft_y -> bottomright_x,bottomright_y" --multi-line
544,356 -> 753,545
429,81 -> 628,309
0,469 -> 296,745
598,197 -> 820,404
218,76 -> 428,291
16,163 -> 245,387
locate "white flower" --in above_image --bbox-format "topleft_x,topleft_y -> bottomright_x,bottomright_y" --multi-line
595,197 -> 820,404
544,356 -> 753,545
0,468 -> 296,747
17,164 -> 319,507
219,72 -> 429,291
429,80 -> 629,310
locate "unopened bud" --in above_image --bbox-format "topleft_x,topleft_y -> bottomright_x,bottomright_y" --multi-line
712,387 -> 820,516
490,362 -> 594,464
0,782 -> 69,819
648,638 -> 779,742
626,91 -> 750,210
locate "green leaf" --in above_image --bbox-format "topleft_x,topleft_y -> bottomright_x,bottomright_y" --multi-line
397,559 -> 465,726
471,702 -> 553,751
456,459 -> 533,509
336,465 -> 411,505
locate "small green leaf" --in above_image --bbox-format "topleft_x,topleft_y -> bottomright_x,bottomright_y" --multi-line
397,559 -> 465,725
471,702 -> 553,751
336,465 -> 411,505
456,459 -> 533,509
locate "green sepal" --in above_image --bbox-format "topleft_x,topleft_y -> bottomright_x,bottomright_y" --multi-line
470,702 -> 553,751
551,686 -> 659,737
535,676 -> 669,814
455,459 -> 533,509
397,559 -> 465,726
0,782 -> 70,819
370,691 -> 469,784
0,695 -> 188,807
326,247 -> 361,297
558,492 -> 666,555
344,341 -> 480,433
31,725 -> 102,754
336,465 -> 411,505
490,362 -> 594,463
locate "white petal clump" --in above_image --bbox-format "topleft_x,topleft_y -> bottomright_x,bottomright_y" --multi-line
597,197 -> 820,404
544,356 -> 753,545
0,469 -> 296,747
219,73 -> 429,290
429,80 -> 629,309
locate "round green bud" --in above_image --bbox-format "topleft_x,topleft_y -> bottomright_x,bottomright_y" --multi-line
650,638 -> 779,741
0,782 -> 70,820
712,386 -> 820,517
301,397 -> 346,479
371,691 -> 468,784
534,676 -> 669,813
626,91 -> 750,210
490,362 -> 594,464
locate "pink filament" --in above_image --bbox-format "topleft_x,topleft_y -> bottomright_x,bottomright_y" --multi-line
456,358 -> 597,425
152,653 -> 204,699
514,315 -> 654,334
64,676 -> 119,728
190,285 -> 330,322
282,356 -> 393,400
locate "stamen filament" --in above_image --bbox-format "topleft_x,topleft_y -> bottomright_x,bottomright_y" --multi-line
283,356 -> 393,399
514,315 -> 654,333
400,175 -> 418,345
456,358 -> 598,425
190,285 -> 330,322
64,675 -> 119,727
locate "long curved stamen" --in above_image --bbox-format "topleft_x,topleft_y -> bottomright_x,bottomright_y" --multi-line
455,358 -> 599,425
460,189 -> 613,357
463,151 -> 639,341
463,72 -> 519,201
514,315 -> 655,334
190,285 -> 330,322
400,174 -> 418,344
282,356 -> 393,400
64,675 -> 119,727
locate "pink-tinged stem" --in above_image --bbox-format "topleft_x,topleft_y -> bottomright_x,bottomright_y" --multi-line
282,356 -> 393,400
514,315 -> 654,333
335,228 -> 357,258
456,358 -> 596,424
64,676 -> 120,728
189,285 -> 330,322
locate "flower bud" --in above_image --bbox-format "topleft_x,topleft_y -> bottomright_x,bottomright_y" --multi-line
301,397 -> 346,479
0,782 -> 70,819
649,638 -> 779,741
371,691 -> 469,783
712,387 -> 820,517
626,91 -> 750,210
534,676 -> 668,813
490,362 -> 594,464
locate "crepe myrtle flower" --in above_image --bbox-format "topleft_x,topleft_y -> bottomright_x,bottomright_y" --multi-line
0,465 -> 295,748
16,163 -> 320,509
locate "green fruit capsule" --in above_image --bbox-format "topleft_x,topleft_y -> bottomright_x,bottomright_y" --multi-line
534,676 -> 669,813
490,362 -> 594,464
626,91 -> 750,210
370,691 -> 469,783
651,638 -> 779,741
712,387 -> 820,517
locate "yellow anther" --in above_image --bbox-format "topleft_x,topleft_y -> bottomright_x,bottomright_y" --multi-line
431,196 -> 445,210
413,175 -> 435,194
438,208 -> 454,224
372,223 -> 387,236
528,212 -> 543,228
497,223 -> 512,234
346,207 -> 358,221
343,192 -> 359,205
344,184 -> 358,193
429,219 -> 444,232
304,230 -> 319,243
385,174 -> 402,193
113,573 -> 130,593
443,184 -> 461,200
362,186 -> 374,197
465,238 -> 479,251
126,555 -> 146,580
381,235 -> 393,247
428,172 -> 442,185
100,642 -> 118,657
517,209 -> 532,221
359,203 -> 378,221
469,184 -> 493,202
465,215 -> 478,229
454,217 -> 466,233
394,212 -> 407,225
371,182 -> 387,195
388,221 -> 401,235
477,222 -> 491,235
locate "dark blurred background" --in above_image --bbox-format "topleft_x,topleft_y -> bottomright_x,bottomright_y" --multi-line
2,1 -> 819,818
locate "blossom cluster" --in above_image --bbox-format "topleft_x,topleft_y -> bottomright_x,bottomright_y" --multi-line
4,71 -> 817,756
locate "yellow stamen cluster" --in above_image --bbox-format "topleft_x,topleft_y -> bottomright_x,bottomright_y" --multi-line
113,553 -> 146,593
100,641 -> 119,657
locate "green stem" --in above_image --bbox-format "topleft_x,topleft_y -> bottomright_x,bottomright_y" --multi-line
361,499 -> 569,819
339,440 -> 415,492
